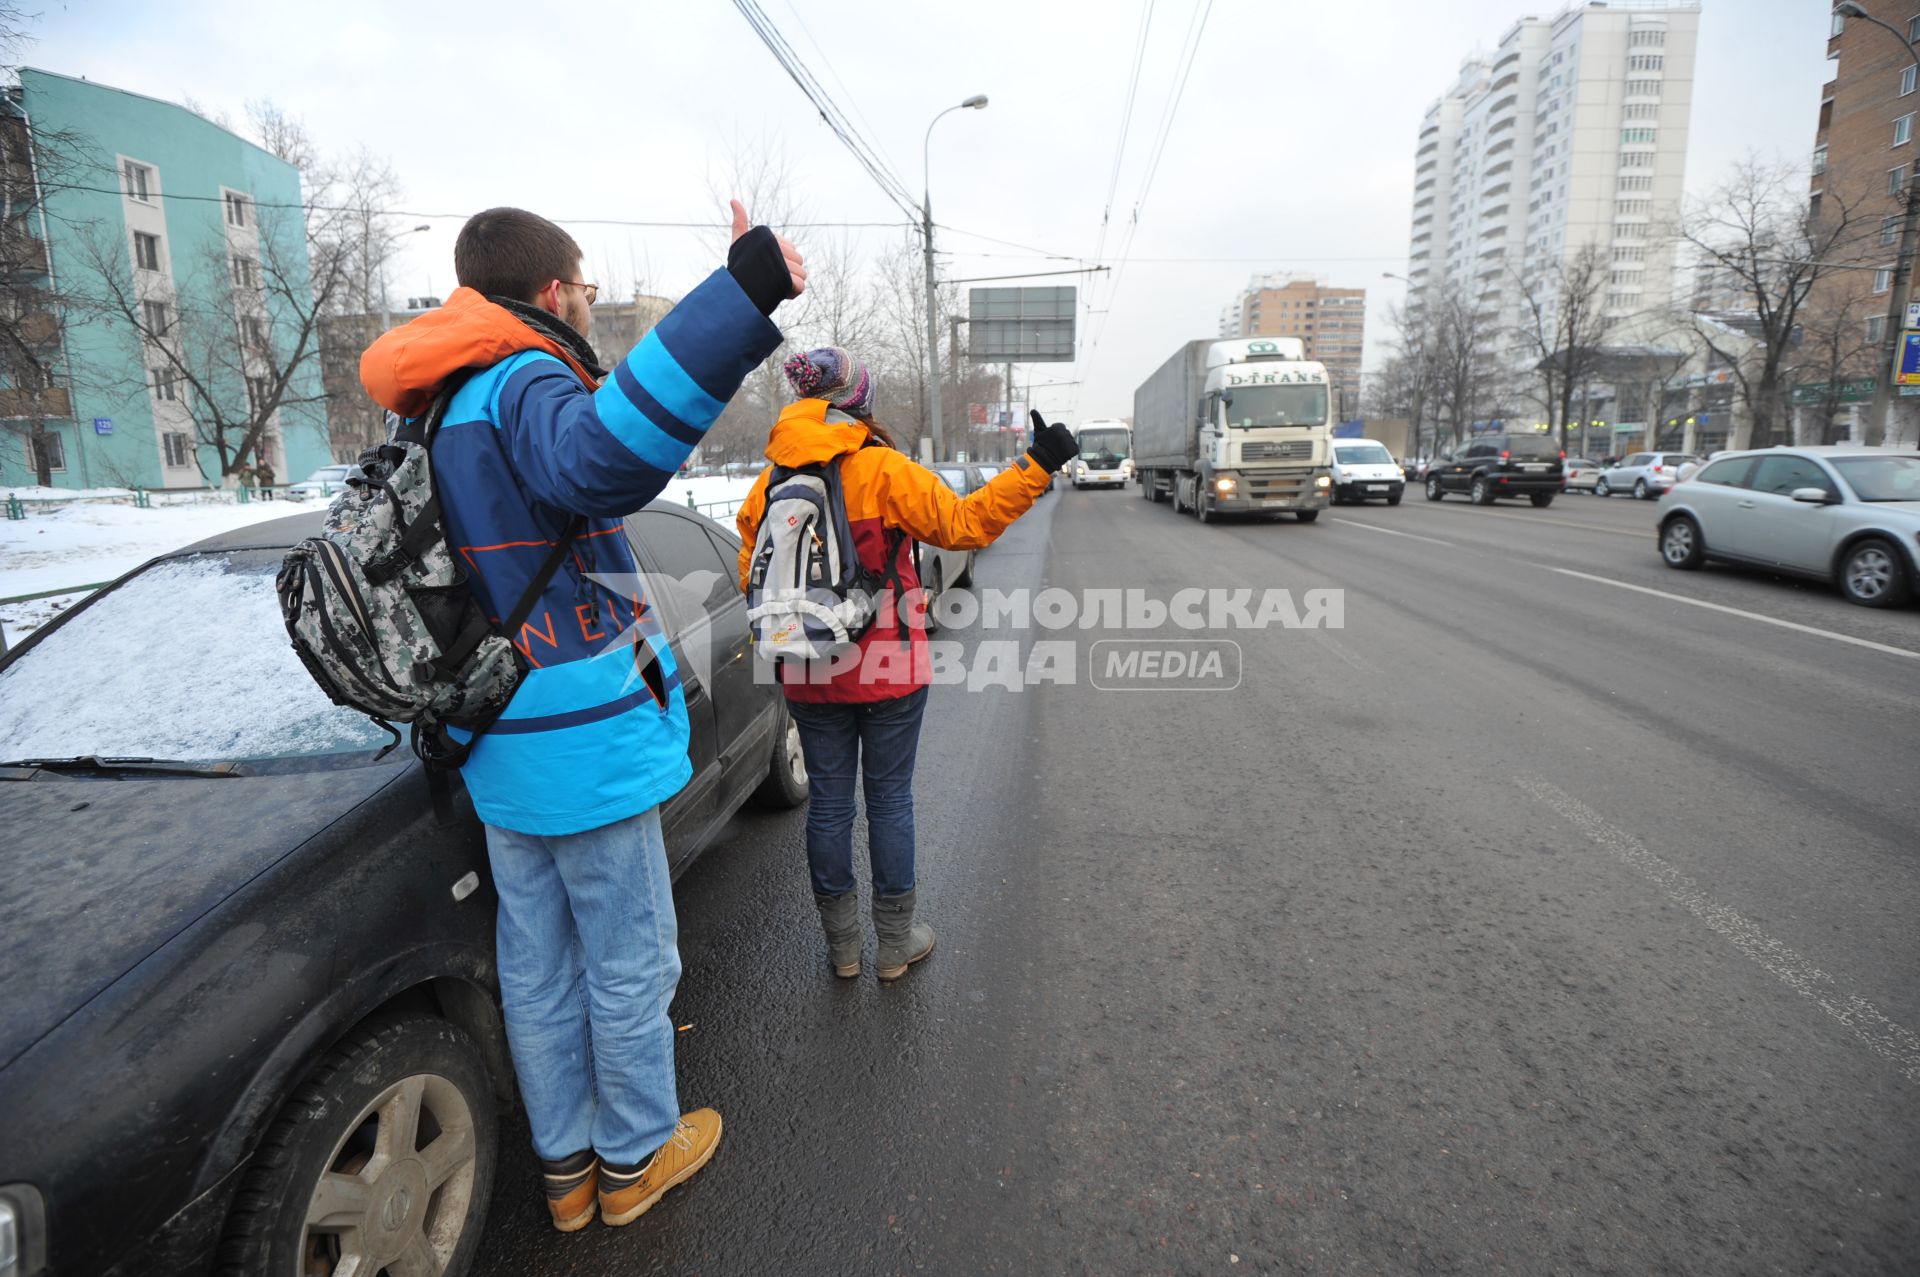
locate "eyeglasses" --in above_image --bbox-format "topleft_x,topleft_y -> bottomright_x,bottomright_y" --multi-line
558,279 -> 599,305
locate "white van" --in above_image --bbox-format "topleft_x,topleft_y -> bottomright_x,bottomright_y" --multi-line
1328,439 -> 1406,505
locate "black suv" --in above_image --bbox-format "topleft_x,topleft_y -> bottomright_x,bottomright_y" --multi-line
1424,433 -> 1564,506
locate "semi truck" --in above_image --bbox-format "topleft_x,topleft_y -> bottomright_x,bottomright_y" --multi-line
1066,418 -> 1133,490
1132,337 -> 1335,523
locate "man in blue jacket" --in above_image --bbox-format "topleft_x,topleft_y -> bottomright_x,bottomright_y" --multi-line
361,202 -> 804,1230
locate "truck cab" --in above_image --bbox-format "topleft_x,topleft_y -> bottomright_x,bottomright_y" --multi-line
1192,339 -> 1334,519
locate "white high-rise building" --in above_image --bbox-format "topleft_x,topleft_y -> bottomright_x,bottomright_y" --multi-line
1407,2 -> 1700,341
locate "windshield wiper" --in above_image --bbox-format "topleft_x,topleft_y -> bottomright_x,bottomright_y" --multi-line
0,755 -> 245,779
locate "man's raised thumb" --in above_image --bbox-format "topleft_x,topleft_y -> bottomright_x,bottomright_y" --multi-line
729,199 -> 751,243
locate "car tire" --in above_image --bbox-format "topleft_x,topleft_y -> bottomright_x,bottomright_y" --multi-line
1197,484 -> 1217,524
1660,515 -> 1705,570
1634,479 -> 1650,500
751,704 -> 810,808
1595,478 -> 1611,498
1296,509 -> 1320,523
1425,475 -> 1444,501
1838,537 -> 1912,608
921,562 -> 946,633
217,1016 -> 497,1277
1470,476 -> 1493,505
954,550 -> 975,590
1529,492 -> 1554,508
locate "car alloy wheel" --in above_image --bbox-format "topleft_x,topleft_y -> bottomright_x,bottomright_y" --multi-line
1470,477 -> 1491,505
1595,479 -> 1611,497
1634,479 -> 1649,500
753,708 -> 811,808
1425,475 -> 1444,501
1661,516 -> 1704,570
1840,538 -> 1910,607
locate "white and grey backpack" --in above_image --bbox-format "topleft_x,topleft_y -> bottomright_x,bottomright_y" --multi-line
744,458 -> 907,662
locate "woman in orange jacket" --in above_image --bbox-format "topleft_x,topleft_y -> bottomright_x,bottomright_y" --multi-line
735,347 -> 1078,980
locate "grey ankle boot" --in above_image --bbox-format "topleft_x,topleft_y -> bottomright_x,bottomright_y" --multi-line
871,890 -> 935,981
815,892 -> 862,978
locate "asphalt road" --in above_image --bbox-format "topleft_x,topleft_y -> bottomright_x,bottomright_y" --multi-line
474,481 -> 1919,1276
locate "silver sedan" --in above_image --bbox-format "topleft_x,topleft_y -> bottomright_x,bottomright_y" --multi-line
1656,446 -> 1920,607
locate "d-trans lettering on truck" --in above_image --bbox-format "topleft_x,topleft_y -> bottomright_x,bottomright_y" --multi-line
1132,337 -> 1334,523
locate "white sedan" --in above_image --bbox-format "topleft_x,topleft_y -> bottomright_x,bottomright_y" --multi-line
1656,446 -> 1920,607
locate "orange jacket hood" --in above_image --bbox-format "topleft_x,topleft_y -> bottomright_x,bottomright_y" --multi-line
359,286 -> 600,418
765,398 -> 875,467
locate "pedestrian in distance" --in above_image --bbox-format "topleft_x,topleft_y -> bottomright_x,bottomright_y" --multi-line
734,350 -> 1078,980
254,456 -> 275,498
359,200 -> 805,1233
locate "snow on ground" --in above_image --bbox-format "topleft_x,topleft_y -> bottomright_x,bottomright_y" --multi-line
0,474 -> 769,643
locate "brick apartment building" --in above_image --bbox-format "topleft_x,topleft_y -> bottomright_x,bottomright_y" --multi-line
1219,274 -> 1367,417
1808,0 -> 1920,442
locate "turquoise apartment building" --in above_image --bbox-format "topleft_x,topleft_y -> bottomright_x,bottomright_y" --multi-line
0,69 -> 330,491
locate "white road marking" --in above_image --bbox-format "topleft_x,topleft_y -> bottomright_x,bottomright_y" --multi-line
1330,518 -> 1455,548
1422,503 -> 1647,537
1521,777 -> 1920,1084
1548,567 -> 1920,662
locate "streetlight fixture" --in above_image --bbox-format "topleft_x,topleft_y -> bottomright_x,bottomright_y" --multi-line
922,93 -> 988,462
1834,2 -> 1920,444
380,223 -> 434,331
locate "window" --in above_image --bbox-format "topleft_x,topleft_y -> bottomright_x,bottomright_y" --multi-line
1696,457 -> 1754,487
1619,175 -> 1654,192
231,255 -> 256,289
1621,128 -> 1657,144
152,367 -> 179,401
1884,214 -> 1901,245
122,161 -> 151,202
1904,65 -> 1917,96
1868,314 -> 1888,343
1606,290 -> 1635,308
1910,14 -> 1920,41
1615,199 -> 1651,217
1626,79 -> 1662,97
224,192 -> 249,228
1813,144 -> 1829,176
244,316 -> 267,349
1621,151 -> 1654,168
1614,245 -> 1647,263
1629,29 -> 1665,47
1624,102 -> 1659,120
133,231 -> 161,271
163,431 -> 193,469
1627,54 -> 1664,72
246,375 -> 270,415
1898,114 -> 1915,146
1892,166 -> 1909,196
26,429 -> 65,474
1832,11 -> 1847,36
1749,454 -> 1834,498
141,298 -> 169,336
623,509 -> 740,632
1876,267 -> 1895,293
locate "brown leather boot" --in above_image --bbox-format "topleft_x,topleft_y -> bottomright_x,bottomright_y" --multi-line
538,1149 -> 599,1232
597,1109 -> 724,1226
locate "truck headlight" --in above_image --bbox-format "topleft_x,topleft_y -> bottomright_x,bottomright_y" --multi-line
1214,476 -> 1237,494
1314,473 -> 1332,489
0,1185 -> 47,1277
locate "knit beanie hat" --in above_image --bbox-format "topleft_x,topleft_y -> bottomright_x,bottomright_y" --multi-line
783,346 -> 875,417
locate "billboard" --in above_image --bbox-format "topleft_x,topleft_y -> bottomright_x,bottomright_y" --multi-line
968,286 -> 1075,363
1899,331 -> 1920,386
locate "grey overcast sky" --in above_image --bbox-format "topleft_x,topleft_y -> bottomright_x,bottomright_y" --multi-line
33,0 -> 1827,421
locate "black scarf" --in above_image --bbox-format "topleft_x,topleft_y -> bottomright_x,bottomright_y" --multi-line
489,295 -> 608,382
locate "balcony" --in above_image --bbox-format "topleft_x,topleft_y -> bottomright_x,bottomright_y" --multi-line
0,385 -> 72,419
1486,137 -> 1515,157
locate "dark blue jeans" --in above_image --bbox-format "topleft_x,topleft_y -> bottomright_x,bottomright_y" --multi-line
785,687 -> 928,898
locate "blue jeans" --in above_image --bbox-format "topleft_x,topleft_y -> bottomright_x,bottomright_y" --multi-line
786,687 -> 928,898
484,807 -> 680,1166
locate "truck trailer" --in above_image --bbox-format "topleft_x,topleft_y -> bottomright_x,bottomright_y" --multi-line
1132,337 -> 1334,523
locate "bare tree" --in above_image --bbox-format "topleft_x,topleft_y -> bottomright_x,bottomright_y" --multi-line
1510,244 -> 1618,454
1673,159 -> 1865,448
1425,287 -> 1507,447
1793,275 -> 1880,444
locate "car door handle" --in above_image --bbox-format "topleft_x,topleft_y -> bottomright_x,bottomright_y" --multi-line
1736,500 -> 1755,509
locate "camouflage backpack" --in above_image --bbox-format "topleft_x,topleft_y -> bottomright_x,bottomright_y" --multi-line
276,372 -> 583,770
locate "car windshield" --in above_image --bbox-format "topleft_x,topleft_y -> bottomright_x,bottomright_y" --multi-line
1223,384 -> 1328,428
1337,444 -> 1394,465
0,551 -> 393,763
301,466 -> 353,483
975,464 -> 1005,480
1078,428 -> 1131,460
932,467 -> 970,491
1830,454 -> 1920,501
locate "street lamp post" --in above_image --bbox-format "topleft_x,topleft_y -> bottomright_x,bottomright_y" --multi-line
1835,3 -> 1920,445
379,223 -> 433,332
923,94 -> 987,463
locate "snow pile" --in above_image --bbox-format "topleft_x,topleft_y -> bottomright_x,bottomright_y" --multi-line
0,555 -> 388,762
661,474 -> 759,527
2,485 -> 138,502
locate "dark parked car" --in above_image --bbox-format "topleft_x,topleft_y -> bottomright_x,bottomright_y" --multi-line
1423,433 -> 1565,506
0,502 -> 805,1277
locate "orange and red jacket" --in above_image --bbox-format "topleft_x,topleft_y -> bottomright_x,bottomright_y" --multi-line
735,398 -> 1051,703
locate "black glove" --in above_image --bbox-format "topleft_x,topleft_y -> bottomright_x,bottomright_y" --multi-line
1026,409 -> 1079,474
727,224 -> 793,317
